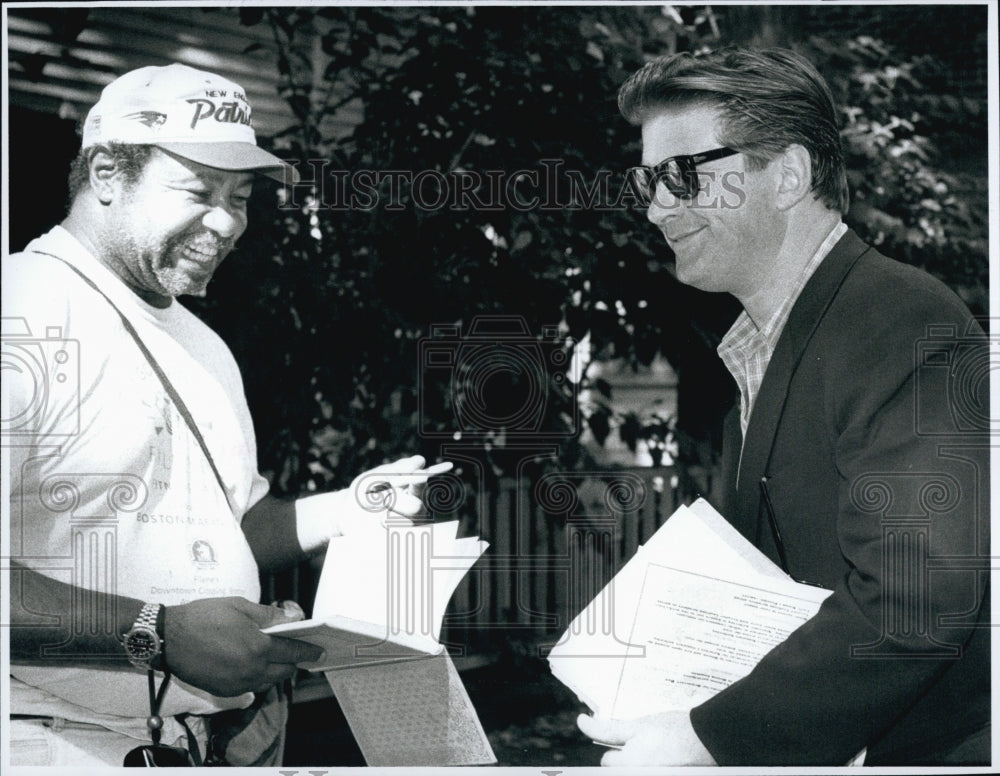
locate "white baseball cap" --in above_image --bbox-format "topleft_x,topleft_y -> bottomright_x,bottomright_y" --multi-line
81,63 -> 299,183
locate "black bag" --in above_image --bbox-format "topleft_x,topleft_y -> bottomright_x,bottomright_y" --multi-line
204,684 -> 290,766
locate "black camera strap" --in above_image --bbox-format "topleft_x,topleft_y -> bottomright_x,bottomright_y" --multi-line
121,668 -> 201,766
30,249 -> 237,517
146,669 -> 173,746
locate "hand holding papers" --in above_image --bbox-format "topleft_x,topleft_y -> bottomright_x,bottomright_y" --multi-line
548,499 -> 832,722
577,709 -> 717,766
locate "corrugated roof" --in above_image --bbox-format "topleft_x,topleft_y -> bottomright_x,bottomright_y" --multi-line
7,6 -> 360,139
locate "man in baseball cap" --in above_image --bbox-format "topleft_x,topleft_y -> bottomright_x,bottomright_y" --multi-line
49,62 -> 303,305
4,62 -> 435,767
82,62 -> 299,183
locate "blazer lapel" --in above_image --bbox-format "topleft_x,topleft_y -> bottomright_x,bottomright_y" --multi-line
732,229 -> 872,529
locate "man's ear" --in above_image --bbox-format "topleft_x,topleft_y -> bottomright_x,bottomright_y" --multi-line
773,144 -> 813,211
87,148 -> 123,205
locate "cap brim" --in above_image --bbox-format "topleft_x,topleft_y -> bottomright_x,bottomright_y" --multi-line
154,141 -> 299,184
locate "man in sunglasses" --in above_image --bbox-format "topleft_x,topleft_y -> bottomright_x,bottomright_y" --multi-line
578,47 -> 989,766
5,64 -> 436,766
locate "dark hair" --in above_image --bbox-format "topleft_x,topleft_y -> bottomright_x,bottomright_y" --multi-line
618,47 -> 849,214
66,143 -> 155,204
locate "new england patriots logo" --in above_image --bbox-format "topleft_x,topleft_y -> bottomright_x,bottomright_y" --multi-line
124,110 -> 168,128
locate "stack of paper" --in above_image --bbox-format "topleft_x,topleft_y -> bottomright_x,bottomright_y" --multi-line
547,499 -> 832,720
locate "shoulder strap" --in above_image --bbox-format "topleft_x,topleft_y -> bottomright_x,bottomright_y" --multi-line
31,249 -> 238,517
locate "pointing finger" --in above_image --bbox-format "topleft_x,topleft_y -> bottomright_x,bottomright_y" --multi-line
362,462 -> 454,492
377,455 -> 426,473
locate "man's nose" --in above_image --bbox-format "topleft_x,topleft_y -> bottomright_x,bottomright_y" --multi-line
202,203 -> 245,240
646,182 -> 682,228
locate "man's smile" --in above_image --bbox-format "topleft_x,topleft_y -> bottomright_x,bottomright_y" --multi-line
666,225 -> 706,245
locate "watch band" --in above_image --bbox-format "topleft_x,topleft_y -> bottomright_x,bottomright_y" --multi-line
135,602 -> 160,631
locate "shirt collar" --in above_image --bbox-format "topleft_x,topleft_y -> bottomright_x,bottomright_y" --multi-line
717,220 -> 848,438
720,221 -> 847,353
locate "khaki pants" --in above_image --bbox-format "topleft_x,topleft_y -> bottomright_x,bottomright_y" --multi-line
8,715 -> 206,767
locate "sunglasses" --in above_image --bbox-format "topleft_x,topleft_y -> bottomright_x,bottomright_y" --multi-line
627,147 -> 739,203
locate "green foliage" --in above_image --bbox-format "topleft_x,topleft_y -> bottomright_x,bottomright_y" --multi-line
192,6 -> 988,496
195,5 -> 725,493
805,34 -> 989,314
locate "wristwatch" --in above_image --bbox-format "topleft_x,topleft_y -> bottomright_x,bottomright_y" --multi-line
122,602 -> 165,670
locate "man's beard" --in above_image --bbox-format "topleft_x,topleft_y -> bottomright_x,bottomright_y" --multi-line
153,258 -> 211,298
152,232 -> 233,297
110,224 -> 233,299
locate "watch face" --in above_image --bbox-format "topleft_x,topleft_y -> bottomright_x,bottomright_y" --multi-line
126,628 -> 159,660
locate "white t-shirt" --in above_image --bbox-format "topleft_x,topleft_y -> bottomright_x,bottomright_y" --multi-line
4,226 -> 270,736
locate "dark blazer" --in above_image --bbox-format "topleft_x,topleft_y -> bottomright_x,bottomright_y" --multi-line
689,230 -> 990,765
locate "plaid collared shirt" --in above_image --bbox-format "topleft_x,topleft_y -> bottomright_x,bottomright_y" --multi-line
718,221 -> 848,439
